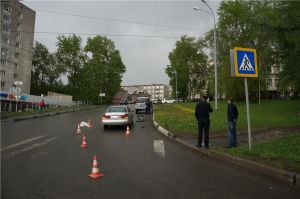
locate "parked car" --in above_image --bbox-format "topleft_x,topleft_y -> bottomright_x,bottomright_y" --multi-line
119,99 -> 128,105
102,105 -> 134,129
177,98 -> 185,103
156,99 -> 162,104
162,98 -> 176,104
135,97 -> 152,114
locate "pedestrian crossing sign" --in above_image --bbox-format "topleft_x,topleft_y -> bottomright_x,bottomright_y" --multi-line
233,47 -> 258,77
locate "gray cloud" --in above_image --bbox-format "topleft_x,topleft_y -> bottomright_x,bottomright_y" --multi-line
23,0 -> 220,85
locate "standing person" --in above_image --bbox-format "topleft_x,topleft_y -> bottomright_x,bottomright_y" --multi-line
227,97 -> 239,148
145,98 -> 150,114
39,99 -> 45,112
195,96 -> 213,148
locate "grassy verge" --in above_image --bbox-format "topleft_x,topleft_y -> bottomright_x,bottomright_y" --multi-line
216,134 -> 300,173
154,100 -> 300,136
0,105 -> 99,119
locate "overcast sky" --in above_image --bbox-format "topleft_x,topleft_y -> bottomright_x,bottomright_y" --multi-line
23,0 -> 220,86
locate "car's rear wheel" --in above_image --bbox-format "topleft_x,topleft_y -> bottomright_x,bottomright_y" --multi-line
103,125 -> 108,129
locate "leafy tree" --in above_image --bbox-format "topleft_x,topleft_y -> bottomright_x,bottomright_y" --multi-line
31,41 -> 62,95
205,0 -> 278,100
165,36 -> 208,99
83,36 -> 126,104
55,34 -> 86,99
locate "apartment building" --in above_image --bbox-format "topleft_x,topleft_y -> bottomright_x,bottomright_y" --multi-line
122,84 -> 169,100
1,0 -> 36,94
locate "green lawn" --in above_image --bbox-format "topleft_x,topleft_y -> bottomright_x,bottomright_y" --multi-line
218,134 -> 300,173
0,105 -> 99,119
154,100 -> 300,136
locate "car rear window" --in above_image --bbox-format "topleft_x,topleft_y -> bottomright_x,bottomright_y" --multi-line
136,98 -> 148,103
108,107 -> 127,113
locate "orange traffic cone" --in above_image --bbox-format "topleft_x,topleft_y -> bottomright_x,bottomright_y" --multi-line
81,134 -> 88,149
88,155 -> 104,179
76,124 -> 81,134
87,120 -> 93,128
125,125 -> 130,136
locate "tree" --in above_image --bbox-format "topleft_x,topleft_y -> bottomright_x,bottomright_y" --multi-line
55,34 -> 86,99
83,36 -> 126,104
206,0 -> 278,100
165,36 -> 208,99
31,41 -> 62,95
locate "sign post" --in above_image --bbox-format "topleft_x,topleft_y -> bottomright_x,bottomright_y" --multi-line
99,93 -> 105,105
230,47 -> 258,151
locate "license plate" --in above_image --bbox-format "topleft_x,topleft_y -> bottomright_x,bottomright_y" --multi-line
111,116 -> 120,119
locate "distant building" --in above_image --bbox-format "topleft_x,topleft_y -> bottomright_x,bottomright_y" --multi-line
122,84 -> 169,100
0,0 -> 36,94
113,88 -> 128,105
266,66 -> 295,99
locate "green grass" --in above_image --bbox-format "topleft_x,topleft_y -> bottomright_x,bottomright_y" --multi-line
217,134 -> 300,173
154,100 -> 300,136
0,105 -> 99,119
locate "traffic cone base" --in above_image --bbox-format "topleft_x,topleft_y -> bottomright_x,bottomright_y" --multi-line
88,173 -> 104,179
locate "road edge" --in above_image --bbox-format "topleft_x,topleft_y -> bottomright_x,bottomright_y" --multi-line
2,106 -> 101,122
153,113 -> 299,187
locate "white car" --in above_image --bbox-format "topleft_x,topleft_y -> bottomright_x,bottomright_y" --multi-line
102,105 -> 134,129
162,98 -> 176,104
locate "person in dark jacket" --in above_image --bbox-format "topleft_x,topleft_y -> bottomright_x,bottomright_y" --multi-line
195,95 -> 213,148
227,97 -> 239,148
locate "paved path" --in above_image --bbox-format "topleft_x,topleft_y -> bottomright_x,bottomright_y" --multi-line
1,108 -> 299,199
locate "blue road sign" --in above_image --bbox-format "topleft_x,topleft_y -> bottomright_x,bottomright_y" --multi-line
233,47 -> 258,77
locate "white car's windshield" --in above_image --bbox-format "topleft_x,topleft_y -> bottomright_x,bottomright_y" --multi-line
136,98 -> 148,103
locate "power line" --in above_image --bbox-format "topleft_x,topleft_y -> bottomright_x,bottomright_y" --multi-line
36,9 -> 205,32
13,30 -> 198,39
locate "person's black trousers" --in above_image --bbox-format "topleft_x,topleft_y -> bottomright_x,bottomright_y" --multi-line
198,121 -> 210,147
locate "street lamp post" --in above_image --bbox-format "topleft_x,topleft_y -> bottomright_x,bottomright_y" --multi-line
194,0 -> 218,110
175,70 -> 178,102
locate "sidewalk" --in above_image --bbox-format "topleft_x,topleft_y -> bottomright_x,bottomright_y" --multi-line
153,115 -> 300,187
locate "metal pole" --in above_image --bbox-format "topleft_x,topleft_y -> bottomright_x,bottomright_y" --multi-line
175,71 -> 178,101
244,78 -> 252,151
201,0 -> 218,110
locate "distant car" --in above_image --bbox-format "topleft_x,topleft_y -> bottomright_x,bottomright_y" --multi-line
162,98 -> 176,104
156,99 -> 162,104
135,97 -> 152,114
177,98 -> 185,103
102,105 -> 134,129
119,99 -> 128,105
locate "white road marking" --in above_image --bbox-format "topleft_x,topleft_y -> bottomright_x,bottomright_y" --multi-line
153,140 -> 166,157
4,137 -> 58,159
1,135 -> 46,152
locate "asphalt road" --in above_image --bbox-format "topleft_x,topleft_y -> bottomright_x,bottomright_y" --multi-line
1,107 -> 299,199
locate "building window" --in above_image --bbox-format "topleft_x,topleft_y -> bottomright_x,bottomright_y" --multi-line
15,42 -> 20,48
17,32 -> 21,38
267,79 -> 272,87
274,79 -> 279,87
18,12 -> 23,19
0,70 -> 6,77
1,48 -> 8,56
1,59 -> 8,66
1,25 -> 10,32
13,73 -> 18,78
2,36 -> 9,44
1,81 -> 5,88
3,14 -> 11,23
14,63 -> 18,69
4,4 -> 12,13
17,22 -> 22,28
15,52 -> 19,59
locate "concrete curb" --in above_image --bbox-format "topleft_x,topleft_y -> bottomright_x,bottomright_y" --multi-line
3,107 -> 100,122
152,113 -> 299,187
